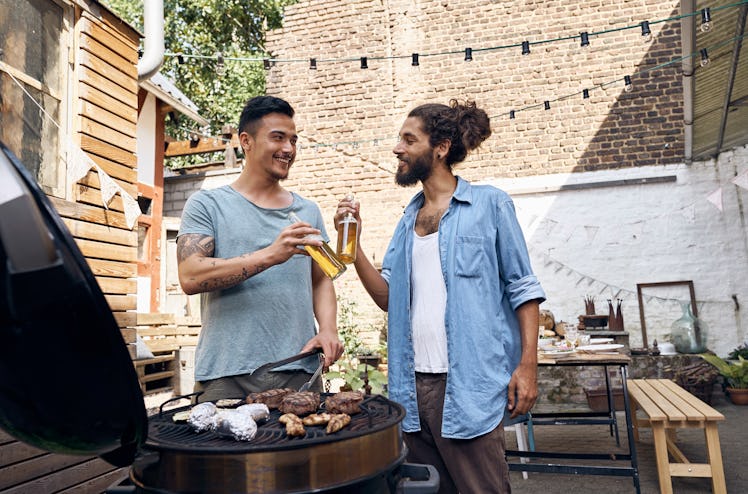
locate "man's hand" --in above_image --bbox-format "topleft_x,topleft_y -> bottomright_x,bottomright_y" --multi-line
301,331 -> 344,369
271,220 -> 323,262
507,361 -> 538,418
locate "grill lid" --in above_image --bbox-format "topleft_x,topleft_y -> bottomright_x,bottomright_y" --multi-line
0,142 -> 148,467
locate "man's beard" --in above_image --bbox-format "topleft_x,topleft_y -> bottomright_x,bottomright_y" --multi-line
395,152 -> 433,186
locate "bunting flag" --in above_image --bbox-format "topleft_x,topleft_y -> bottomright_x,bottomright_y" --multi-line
733,169 -> 748,190
65,143 -> 141,230
706,187 -> 723,211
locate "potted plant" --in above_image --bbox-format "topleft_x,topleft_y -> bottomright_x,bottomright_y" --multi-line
700,352 -> 748,405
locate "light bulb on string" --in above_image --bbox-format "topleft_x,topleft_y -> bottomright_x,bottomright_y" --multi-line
640,21 -> 652,42
521,41 -> 531,55
263,59 -> 271,70
580,32 -> 590,47
360,57 -> 368,69
544,101 -> 550,110
215,52 -> 225,76
412,53 -> 419,66
700,48 -> 710,67
701,8 -> 712,33
583,88 -> 590,99
177,52 -> 185,64
624,75 -> 633,92
464,48 -> 473,61
309,58 -> 317,70
509,110 -> 516,119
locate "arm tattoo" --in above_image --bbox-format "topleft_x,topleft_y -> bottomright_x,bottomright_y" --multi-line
177,234 -> 215,261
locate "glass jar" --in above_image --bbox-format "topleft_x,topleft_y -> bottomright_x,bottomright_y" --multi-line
670,301 -> 708,354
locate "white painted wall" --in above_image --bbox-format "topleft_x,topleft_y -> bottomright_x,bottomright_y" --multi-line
136,93 -> 157,187
136,92 -> 158,312
485,145 -> 748,356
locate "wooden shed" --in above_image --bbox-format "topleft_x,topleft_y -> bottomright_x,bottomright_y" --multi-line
0,0 -> 205,491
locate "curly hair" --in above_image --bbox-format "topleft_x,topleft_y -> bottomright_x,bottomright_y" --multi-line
407,99 -> 491,168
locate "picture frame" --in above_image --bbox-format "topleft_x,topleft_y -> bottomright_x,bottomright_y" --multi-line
636,280 -> 697,350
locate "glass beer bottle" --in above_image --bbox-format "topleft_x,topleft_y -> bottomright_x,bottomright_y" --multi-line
288,212 -> 346,280
336,194 -> 358,264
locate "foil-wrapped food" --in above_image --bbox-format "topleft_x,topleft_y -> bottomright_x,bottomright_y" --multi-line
186,402 -> 268,441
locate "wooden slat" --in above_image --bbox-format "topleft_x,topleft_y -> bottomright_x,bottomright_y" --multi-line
61,217 -> 137,247
177,335 -> 199,346
79,82 -> 137,124
0,453 -> 90,490
80,134 -> 136,169
0,441 -> 46,469
80,116 -> 136,152
133,355 -> 175,367
165,134 -> 241,157
638,380 -> 687,421
79,100 -> 136,139
119,326 -> 136,343
51,196 -> 130,230
647,379 -> 704,421
87,258 -> 137,278
76,186 -> 126,213
144,340 -> 179,353
76,238 -> 136,262
81,9 -> 139,48
78,64 -> 135,117
669,463 -> 713,477
140,370 -> 176,383
659,379 -> 724,421
79,16 -> 138,65
79,35 -> 137,91
95,276 -> 137,295
105,294 -> 137,311
1,456 -> 118,494
57,467 -> 129,494
138,326 -> 177,338
627,380 -> 667,421
137,313 -> 176,325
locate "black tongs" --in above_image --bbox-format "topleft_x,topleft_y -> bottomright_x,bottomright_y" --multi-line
252,348 -> 324,391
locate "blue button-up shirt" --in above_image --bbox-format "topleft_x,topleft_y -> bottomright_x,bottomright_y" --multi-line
381,177 -> 546,439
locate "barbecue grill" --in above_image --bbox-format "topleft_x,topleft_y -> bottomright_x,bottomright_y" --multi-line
0,141 -> 438,494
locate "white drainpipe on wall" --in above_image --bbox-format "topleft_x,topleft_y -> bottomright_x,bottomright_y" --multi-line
681,0 -> 695,164
137,0 -> 165,82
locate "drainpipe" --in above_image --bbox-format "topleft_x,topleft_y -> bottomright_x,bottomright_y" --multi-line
137,0 -> 165,82
681,0 -> 695,164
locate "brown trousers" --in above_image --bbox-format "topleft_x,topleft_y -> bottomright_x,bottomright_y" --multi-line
194,370 -> 318,402
404,373 -> 511,494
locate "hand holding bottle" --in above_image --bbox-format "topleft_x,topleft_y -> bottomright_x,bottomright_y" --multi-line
288,212 -> 346,280
336,194 -> 358,264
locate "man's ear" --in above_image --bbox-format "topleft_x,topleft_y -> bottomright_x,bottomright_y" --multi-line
239,132 -> 253,154
435,140 -> 451,160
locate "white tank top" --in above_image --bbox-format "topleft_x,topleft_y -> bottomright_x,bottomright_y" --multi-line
411,231 -> 449,372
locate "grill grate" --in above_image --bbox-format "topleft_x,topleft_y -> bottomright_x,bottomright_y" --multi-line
145,393 -> 404,453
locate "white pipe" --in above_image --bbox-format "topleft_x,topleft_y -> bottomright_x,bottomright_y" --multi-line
137,0 -> 165,82
681,0 -> 695,164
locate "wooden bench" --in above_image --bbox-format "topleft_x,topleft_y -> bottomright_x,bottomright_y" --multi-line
627,378 -> 726,494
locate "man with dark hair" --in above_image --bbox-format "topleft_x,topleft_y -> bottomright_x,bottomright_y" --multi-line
335,100 -> 545,493
178,96 -> 343,401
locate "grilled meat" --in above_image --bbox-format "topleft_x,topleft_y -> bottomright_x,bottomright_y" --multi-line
326,413 -> 351,434
245,388 -> 295,409
325,391 -> 364,415
278,391 -> 320,416
302,413 -> 332,426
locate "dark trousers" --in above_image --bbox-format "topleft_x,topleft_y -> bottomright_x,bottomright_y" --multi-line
404,373 -> 511,494
194,370 -> 317,402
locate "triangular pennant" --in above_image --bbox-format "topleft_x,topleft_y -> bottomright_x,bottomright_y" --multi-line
66,145 -> 95,186
732,169 -> 748,190
122,192 -> 141,230
706,187 -> 723,212
584,225 -> 599,244
95,165 -> 119,208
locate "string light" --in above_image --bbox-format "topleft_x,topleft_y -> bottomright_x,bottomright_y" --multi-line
700,48 -> 710,66
464,47 -> 473,61
310,58 -> 317,70
215,52 -> 225,75
263,58 -> 271,70
583,88 -> 590,99
544,100 -> 551,110
640,21 -> 652,42
624,75 -> 633,92
701,8 -> 712,32
509,110 -> 516,119
163,3 -> 745,70
412,53 -> 419,66
360,57 -> 368,69
177,52 -> 185,64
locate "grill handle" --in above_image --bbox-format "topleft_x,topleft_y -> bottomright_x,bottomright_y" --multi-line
396,463 -> 440,493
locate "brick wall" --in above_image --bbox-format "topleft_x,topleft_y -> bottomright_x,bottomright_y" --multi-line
163,0 -> 748,356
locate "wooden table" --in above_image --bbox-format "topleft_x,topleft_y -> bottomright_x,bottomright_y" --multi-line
506,352 -> 641,493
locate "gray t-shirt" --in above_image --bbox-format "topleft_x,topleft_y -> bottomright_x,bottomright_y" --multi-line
178,185 -> 328,381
